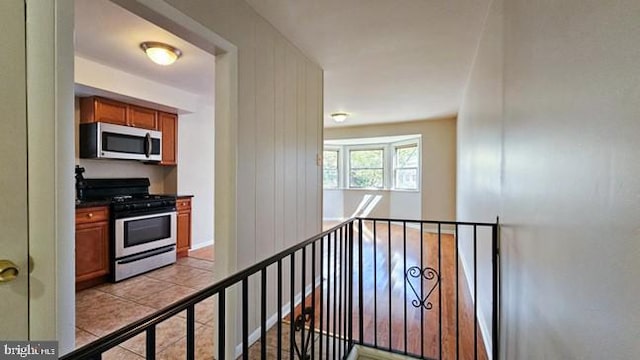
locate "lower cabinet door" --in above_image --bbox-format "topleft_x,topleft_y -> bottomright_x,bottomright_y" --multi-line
177,211 -> 192,257
75,221 -> 109,282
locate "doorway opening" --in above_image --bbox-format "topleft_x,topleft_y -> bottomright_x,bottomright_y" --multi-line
35,0 -> 238,353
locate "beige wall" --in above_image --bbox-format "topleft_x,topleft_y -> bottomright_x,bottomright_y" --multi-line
456,0 -> 503,354
343,190 -> 391,218
325,117 -> 457,221
177,104 -> 216,249
458,0 -> 640,358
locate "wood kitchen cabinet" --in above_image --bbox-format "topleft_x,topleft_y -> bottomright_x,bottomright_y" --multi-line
75,206 -> 110,290
79,96 -> 180,166
176,196 -> 192,258
128,104 -> 158,130
80,97 -> 128,126
159,112 -> 178,166
81,97 -> 159,130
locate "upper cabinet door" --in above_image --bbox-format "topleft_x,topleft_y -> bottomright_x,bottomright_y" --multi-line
80,97 -> 127,126
159,112 -> 177,166
128,105 -> 158,130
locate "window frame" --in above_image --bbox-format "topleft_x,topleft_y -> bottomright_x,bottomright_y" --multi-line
392,141 -> 420,191
323,136 -> 421,192
347,145 -> 386,189
322,147 -> 341,189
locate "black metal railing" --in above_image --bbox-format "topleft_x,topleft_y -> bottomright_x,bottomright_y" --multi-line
351,218 -> 499,360
62,217 -> 498,360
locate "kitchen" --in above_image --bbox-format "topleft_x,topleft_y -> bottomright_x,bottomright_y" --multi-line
72,0 -> 217,353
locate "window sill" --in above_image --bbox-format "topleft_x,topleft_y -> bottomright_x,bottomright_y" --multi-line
323,187 -> 420,193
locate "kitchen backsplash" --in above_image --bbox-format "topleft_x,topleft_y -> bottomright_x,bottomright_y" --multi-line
77,158 -> 175,194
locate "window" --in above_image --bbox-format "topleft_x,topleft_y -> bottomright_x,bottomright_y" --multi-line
324,136 -> 420,191
349,149 -> 384,189
394,144 -> 419,190
323,150 -> 339,188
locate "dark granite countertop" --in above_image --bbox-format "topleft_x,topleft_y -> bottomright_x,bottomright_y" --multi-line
75,199 -> 111,209
75,194 -> 193,209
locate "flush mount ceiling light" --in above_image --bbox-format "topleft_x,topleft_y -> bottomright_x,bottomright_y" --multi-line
331,112 -> 349,123
140,41 -> 182,66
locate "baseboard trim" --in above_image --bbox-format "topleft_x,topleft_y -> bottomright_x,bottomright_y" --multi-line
459,250 -> 493,360
189,240 -> 214,251
346,345 -> 416,360
323,217 -> 345,222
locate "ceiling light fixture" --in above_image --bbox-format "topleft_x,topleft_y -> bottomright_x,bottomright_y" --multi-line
140,41 -> 182,66
331,112 -> 349,123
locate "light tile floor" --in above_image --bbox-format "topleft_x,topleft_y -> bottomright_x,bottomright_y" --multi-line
75,245 -> 342,359
75,249 -> 218,359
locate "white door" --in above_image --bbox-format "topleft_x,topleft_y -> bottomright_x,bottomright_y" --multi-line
0,0 -> 29,340
0,0 -> 75,351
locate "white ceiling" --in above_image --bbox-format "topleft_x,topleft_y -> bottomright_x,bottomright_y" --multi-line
245,0 -> 491,127
74,0 -> 215,97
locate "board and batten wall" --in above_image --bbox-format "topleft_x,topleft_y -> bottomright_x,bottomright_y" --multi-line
325,118 -> 456,221
165,0 -> 323,265
457,0 -> 640,358
163,0 -> 323,354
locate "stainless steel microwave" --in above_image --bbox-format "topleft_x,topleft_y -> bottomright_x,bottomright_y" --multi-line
79,122 -> 162,162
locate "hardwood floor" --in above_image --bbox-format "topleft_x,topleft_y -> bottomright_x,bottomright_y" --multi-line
291,221 -> 488,360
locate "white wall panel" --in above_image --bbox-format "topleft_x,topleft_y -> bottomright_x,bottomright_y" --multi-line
283,43 -> 299,250
274,37 -> 286,253
306,63 -> 321,238
254,18 -> 276,262
165,0 -> 323,353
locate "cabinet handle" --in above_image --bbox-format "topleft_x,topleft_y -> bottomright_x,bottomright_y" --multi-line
87,213 -> 94,218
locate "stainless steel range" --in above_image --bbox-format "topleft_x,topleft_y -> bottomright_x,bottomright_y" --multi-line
77,177 -> 177,282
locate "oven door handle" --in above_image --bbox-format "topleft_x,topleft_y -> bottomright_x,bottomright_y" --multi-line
144,132 -> 152,158
114,210 -> 177,222
117,245 -> 175,264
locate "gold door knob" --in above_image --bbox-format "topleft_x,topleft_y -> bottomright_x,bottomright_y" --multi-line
0,260 -> 19,283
